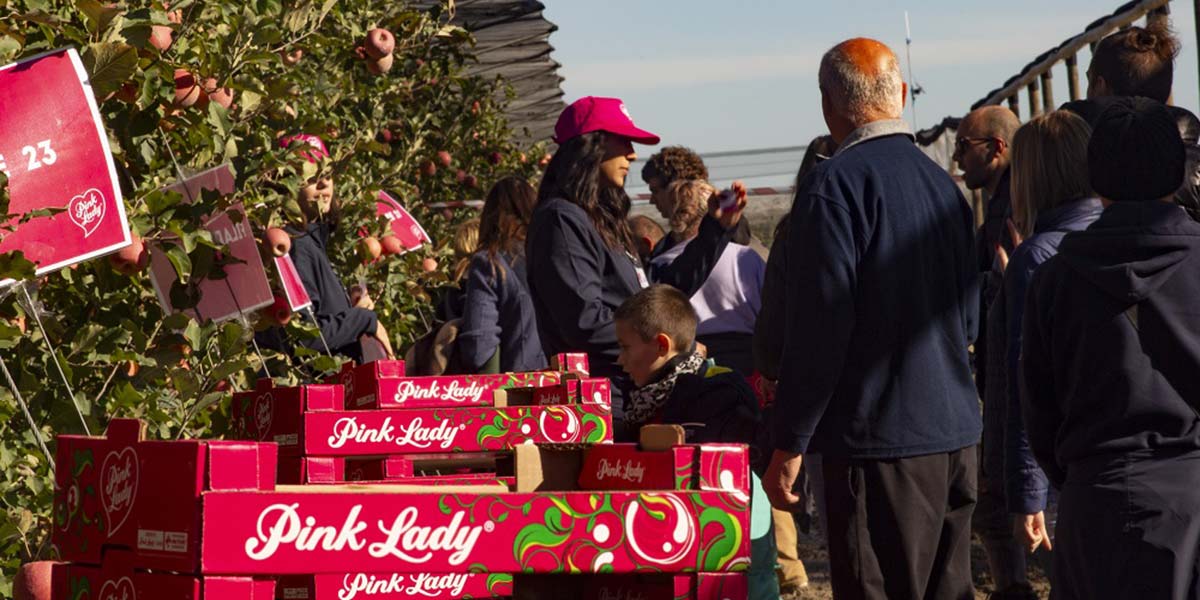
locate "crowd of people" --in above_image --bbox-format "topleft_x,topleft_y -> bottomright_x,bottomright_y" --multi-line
256,18 -> 1200,600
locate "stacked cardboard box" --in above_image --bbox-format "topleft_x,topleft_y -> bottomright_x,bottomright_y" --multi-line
47,356 -> 751,599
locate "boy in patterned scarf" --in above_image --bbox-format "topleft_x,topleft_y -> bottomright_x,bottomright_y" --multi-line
614,284 -> 760,448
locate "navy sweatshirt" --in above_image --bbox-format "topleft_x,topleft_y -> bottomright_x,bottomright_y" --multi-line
287,222 -> 378,361
526,197 -> 734,433
774,130 -> 981,458
1021,201 -> 1200,487
999,198 -> 1102,513
457,250 -> 546,373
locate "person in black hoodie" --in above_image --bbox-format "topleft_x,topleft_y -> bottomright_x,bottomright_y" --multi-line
277,134 -> 394,363
527,96 -> 746,442
1020,97 -> 1200,600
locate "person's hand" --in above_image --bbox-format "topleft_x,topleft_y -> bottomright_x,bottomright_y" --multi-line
708,180 -> 748,230
695,341 -> 708,358
763,450 -> 805,511
996,218 -> 1025,273
350,285 -> 375,310
1014,511 -> 1052,553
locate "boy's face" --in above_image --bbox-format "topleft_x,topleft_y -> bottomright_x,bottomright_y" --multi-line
615,319 -> 672,387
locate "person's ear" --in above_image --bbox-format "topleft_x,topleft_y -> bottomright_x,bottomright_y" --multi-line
654,333 -> 672,358
901,81 -> 909,109
639,236 -> 653,256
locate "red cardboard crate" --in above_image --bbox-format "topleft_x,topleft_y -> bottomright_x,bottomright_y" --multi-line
52,550 -> 274,600
54,421 -> 748,577
277,572 -> 512,599
325,361 -> 563,409
303,402 -> 612,456
52,419 -> 276,573
549,353 -> 589,376
231,379 -> 344,456
578,444 -> 751,494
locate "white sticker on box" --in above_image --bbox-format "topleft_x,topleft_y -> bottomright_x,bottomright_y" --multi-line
164,531 -> 188,553
137,529 -> 164,551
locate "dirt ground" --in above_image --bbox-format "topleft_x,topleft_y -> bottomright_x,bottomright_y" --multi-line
787,530 -> 1051,599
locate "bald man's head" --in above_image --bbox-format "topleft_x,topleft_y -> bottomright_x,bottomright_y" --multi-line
960,105 -> 1021,146
819,38 -> 905,127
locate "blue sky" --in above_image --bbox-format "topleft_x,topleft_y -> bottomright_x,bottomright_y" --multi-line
542,0 -> 1199,158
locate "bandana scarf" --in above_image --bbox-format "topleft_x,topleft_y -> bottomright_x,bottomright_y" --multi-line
625,350 -> 706,428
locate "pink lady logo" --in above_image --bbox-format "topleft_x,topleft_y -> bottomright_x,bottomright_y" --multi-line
537,406 -> 581,443
623,494 -> 697,567
327,416 -> 462,450
393,380 -> 486,405
254,394 -> 274,439
100,447 -> 138,537
338,573 -> 468,600
99,576 -> 136,600
68,188 -> 107,238
595,458 -> 645,484
244,504 -> 490,566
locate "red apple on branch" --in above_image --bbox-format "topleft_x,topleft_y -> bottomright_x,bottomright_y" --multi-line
150,25 -> 173,51
420,160 -> 437,177
422,258 -> 439,273
437,150 -> 452,167
173,70 -> 206,109
264,227 -> 291,257
13,561 -> 57,600
202,77 -> 234,109
109,234 -> 148,275
380,235 -> 404,255
364,28 -> 395,60
359,237 -> 382,263
269,293 -> 292,326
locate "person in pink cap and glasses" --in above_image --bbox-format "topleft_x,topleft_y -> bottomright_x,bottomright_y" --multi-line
525,96 -> 747,441
257,134 -> 395,364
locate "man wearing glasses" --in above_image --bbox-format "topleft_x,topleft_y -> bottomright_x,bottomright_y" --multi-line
955,105 -> 1034,600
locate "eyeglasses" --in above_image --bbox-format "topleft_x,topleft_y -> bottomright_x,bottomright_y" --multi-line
954,137 -> 995,155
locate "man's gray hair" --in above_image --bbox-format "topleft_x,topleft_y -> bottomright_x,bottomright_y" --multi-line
819,45 -> 904,123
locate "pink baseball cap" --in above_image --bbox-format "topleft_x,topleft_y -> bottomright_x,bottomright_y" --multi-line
553,97 -> 661,145
278,134 -> 329,163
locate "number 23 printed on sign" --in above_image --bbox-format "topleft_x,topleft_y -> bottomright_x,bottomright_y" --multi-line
0,139 -> 57,177
0,47 -> 130,279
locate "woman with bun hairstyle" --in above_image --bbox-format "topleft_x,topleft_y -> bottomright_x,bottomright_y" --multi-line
454,176 -> 544,374
526,96 -> 746,441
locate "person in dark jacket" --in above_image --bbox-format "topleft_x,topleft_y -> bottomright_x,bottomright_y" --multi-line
454,177 -> 544,374
764,38 -> 980,599
951,105 -> 1033,599
276,134 -> 393,363
612,284 -> 775,599
1021,97 -> 1200,600
987,112 -> 1103,572
526,96 -> 745,442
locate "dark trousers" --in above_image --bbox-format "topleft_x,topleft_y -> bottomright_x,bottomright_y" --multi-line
1053,449 -> 1200,600
823,446 -> 977,600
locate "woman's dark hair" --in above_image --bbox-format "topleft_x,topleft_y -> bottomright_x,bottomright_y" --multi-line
537,131 -> 635,254
478,176 -> 537,280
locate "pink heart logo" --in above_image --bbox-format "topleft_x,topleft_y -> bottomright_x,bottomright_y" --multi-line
67,188 -> 107,238
99,576 -> 136,600
254,393 -> 273,439
100,447 -> 138,537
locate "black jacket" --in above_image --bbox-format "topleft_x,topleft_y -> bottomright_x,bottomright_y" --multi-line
456,251 -> 545,373
1021,202 -> 1200,487
526,197 -> 733,428
774,131 -> 981,458
287,222 -> 377,360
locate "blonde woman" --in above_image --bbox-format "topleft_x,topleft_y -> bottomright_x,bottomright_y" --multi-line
994,110 -> 1103,561
648,179 -> 765,376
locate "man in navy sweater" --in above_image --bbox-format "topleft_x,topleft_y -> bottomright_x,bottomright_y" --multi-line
764,38 -> 981,599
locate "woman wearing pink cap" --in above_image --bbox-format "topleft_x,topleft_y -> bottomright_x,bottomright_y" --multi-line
526,97 -> 746,441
